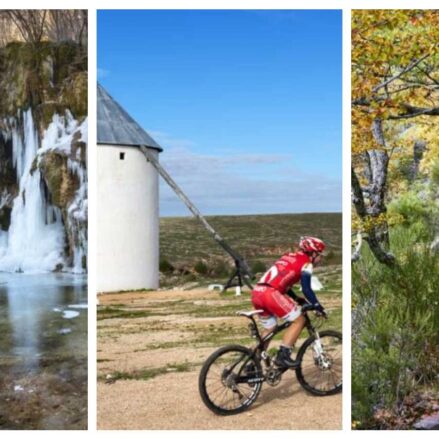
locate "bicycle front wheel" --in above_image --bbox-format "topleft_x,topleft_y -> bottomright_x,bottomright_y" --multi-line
295,330 -> 342,396
198,344 -> 263,415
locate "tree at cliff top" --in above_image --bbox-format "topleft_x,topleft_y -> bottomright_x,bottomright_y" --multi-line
0,10 -> 87,47
352,10 -> 439,265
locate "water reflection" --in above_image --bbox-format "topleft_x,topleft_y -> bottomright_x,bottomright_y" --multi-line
0,273 -> 87,429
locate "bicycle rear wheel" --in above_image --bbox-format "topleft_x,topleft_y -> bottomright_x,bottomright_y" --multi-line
198,344 -> 263,415
295,330 -> 342,396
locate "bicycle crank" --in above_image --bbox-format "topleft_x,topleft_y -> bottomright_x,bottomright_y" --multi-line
266,367 -> 283,386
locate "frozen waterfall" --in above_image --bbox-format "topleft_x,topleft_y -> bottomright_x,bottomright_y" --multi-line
0,110 -> 87,273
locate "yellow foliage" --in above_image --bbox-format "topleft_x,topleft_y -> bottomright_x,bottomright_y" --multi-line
352,212 -> 404,235
352,10 -> 439,224
352,10 -> 439,155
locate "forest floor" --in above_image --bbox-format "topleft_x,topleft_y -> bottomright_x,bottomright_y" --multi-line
97,265 -> 342,430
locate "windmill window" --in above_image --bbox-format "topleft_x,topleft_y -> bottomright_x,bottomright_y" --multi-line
119,152 -> 125,160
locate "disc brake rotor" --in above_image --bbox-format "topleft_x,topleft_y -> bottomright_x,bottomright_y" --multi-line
312,340 -> 333,370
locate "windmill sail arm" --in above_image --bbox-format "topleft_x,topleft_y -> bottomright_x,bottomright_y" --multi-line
139,145 -> 253,281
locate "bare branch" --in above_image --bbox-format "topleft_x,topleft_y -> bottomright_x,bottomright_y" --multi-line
365,234 -> 395,266
388,105 -> 439,120
372,53 -> 431,93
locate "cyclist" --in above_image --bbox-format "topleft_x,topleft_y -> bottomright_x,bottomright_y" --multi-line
251,236 -> 327,369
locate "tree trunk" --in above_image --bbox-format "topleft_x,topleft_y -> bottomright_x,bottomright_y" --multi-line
351,118 -> 395,265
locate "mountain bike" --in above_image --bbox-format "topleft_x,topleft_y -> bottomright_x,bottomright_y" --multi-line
198,303 -> 342,415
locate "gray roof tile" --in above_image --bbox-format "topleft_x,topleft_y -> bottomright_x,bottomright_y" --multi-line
97,83 -> 162,151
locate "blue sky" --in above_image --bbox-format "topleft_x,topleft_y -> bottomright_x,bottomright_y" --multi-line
98,10 -> 342,216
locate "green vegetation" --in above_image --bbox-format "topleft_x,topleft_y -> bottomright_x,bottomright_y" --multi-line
353,226 -> 439,428
159,213 -> 341,287
97,306 -> 155,321
159,258 -> 174,273
194,260 -> 208,275
251,260 -> 266,275
99,362 -> 194,383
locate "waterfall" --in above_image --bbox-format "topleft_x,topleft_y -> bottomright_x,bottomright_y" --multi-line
0,110 -> 87,273
40,112 -> 88,274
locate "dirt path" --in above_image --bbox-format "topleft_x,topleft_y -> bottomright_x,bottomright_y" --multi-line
97,287 -> 342,430
98,371 -> 341,430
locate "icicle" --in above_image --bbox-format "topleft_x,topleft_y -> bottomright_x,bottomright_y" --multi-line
0,110 -> 66,273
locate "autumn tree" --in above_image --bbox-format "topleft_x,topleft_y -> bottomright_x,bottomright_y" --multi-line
352,10 -> 439,265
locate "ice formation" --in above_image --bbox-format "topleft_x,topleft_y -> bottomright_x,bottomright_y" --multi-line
0,110 -> 87,273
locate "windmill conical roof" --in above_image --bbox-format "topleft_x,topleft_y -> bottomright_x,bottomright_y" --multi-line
97,83 -> 162,151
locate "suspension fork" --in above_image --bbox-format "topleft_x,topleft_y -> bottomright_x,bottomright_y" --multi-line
303,314 -> 327,361
304,313 -> 320,340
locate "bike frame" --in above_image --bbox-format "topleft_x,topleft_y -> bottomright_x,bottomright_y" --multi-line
245,308 -> 320,373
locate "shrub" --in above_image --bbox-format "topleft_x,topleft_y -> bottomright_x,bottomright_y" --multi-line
159,258 -> 174,273
251,260 -> 266,274
194,260 -> 208,275
211,259 -> 230,277
388,191 -> 431,225
352,225 -> 439,427
430,159 -> 439,187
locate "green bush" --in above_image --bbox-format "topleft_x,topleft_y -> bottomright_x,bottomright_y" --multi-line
352,225 -> 439,428
194,260 -> 208,275
251,260 -> 266,274
388,191 -> 432,225
211,260 -> 230,277
159,258 -> 174,273
391,155 -> 414,182
430,159 -> 439,187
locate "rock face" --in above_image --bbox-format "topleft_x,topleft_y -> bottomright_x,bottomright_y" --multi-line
0,41 -> 87,272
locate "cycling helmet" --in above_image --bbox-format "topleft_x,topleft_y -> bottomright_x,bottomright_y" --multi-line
299,236 -> 326,254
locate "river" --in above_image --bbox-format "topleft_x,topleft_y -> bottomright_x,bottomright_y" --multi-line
0,273 -> 87,429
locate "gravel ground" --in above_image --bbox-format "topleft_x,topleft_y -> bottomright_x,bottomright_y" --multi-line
97,288 -> 342,430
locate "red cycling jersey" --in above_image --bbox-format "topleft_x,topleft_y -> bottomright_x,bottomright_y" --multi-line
257,251 -> 312,294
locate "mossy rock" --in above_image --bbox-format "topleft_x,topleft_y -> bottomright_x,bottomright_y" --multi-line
0,41 -> 87,125
59,71 -> 87,120
38,151 -> 79,208
0,42 -> 54,115
36,101 -> 65,131
53,42 -> 84,85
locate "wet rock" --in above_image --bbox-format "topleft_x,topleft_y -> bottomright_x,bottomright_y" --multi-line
38,151 -> 79,207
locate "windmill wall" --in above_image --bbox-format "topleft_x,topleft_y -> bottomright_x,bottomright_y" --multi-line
97,144 -> 159,292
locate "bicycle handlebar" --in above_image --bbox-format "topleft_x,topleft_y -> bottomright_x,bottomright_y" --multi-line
301,303 -> 316,313
301,303 -> 327,318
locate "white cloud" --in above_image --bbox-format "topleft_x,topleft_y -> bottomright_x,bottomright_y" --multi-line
153,131 -> 341,216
